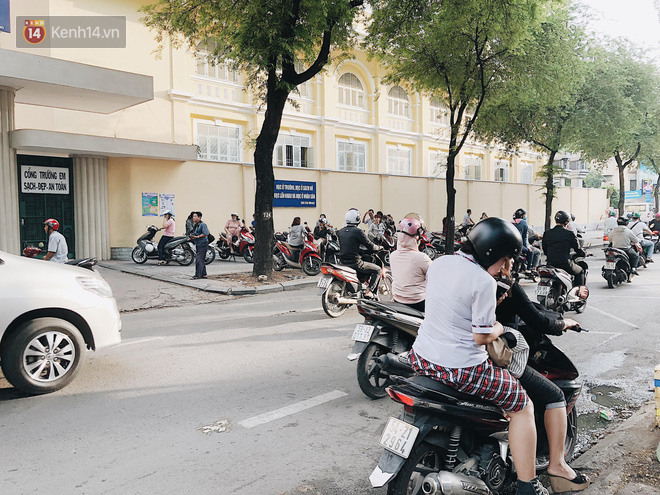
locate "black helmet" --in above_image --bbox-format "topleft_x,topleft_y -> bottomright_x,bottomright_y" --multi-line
555,210 -> 570,225
617,216 -> 629,226
466,217 -> 523,269
513,208 -> 527,219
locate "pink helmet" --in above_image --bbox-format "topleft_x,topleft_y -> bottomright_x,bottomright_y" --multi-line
399,217 -> 422,237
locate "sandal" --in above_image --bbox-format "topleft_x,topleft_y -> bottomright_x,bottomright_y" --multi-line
548,472 -> 590,493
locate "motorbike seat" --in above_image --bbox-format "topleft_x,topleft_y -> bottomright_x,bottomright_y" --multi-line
369,301 -> 425,319
403,375 -> 501,408
323,262 -> 358,276
539,265 -> 571,279
606,247 -> 630,261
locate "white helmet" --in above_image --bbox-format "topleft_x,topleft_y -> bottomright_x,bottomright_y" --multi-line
345,208 -> 361,226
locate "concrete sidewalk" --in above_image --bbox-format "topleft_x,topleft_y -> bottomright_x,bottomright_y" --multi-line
98,258 -> 319,295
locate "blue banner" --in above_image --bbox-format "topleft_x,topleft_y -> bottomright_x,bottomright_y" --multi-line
624,189 -> 642,200
273,180 -> 316,207
0,0 -> 9,33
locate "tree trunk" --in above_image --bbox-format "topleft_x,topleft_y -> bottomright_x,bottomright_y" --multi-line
252,89 -> 289,278
445,151 -> 458,255
615,153 -> 625,216
543,150 -> 558,232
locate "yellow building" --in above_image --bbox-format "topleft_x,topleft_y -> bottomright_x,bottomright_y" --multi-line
0,0 -> 606,259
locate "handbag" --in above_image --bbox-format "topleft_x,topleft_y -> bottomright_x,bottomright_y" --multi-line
486,337 -> 513,368
487,327 -> 529,378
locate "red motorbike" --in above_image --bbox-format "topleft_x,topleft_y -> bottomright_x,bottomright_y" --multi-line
273,229 -> 322,275
417,230 -> 437,259
380,227 -> 397,265
216,225 -> 255,263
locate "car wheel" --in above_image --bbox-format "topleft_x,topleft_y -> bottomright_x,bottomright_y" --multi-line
0,318 -> 85,395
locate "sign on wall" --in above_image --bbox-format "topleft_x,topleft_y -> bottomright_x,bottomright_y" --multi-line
142,193 -> 159,216
20,165 -> 69,194
273,180 -> 316,207
159,193 -> 175,216
0,0 -> 9,33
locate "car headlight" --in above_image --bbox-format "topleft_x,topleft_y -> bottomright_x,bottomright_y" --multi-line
76,277 -> 114,298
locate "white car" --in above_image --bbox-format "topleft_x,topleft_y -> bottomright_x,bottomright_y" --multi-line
0,250 -> 121,394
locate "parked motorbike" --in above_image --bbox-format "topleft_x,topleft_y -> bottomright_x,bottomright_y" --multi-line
318,250 -> 393,318
602,247 -> 636,288
273,228 -> 322,275
347,299 -> 421,398
536,255 -> 589,313
429,231 -> 460,256
320,227 -> 341,265
216,225 -> 255,263
380,228 -> 398,265
418,231 -> 437,259
131,226 -> 194,266
369,325 -> 587,494
189,240 -> 216,265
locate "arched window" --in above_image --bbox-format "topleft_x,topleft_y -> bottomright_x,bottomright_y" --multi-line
337,72 -> 365,108
195,42 -> 238,83
430,97 -> 449,125
388,86 -> 410,117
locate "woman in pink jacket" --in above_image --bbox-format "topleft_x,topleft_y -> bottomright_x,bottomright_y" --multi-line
389,214 -> 433,311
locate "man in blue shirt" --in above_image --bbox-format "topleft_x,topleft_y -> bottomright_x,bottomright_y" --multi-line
190,211 -> 209,279
512,208 -> 537,272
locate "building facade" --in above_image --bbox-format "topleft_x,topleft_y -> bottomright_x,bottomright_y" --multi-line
0,0 -> 607,259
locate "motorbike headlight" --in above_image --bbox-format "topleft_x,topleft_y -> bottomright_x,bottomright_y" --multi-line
77,277 -> 114,298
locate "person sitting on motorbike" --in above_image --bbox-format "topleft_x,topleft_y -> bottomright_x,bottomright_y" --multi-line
541,211 -> 586,286
496,263 -> 590,493
648,212 -> 660,232
604,210 -> 618,234
512,208 -> 537,273
390,215 -> 432,312
410,217 -> 547,495
224,212 -> 243,254
629,212 -> 654,263
157,210 -> 175,265
368,213 -> 386,243
609,217 -> 640,275
287,217 -> 306,258
313,217 -> 329,250
338,208 -> 382,298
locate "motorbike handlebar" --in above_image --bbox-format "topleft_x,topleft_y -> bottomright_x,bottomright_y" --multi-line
569,325 -> 588,333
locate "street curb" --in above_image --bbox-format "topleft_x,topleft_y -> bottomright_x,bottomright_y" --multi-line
98,262 -> 318,295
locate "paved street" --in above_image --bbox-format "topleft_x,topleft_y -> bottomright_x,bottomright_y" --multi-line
1,246 -> 659,494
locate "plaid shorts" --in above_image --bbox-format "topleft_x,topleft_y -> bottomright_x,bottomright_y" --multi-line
410,349 -> 528,413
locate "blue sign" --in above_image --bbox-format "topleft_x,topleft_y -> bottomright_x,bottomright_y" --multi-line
273,180 -> 316,207
646,189 -> 652,203
0,0 -> 9,33
624,189 -> 642,200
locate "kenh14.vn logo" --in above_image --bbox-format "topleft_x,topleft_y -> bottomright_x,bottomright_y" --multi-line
23,20 -> 46,44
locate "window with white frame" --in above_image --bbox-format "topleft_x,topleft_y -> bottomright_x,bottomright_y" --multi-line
337,72 -> 365,108
275,133 -> 313,168
388,146 -> 412,175
430,97 -> 449,126
293,61 -> 310,99
196,122 -> 241,162
337,140 -> 367,172
494,159 -> 511,182
195,42 -> 238,83
388,86 -> 410,117
429,150 -> 449,178
521,163 -> 534,184
464,155 -> 482,180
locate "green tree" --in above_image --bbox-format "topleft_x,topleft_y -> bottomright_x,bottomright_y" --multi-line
583,169 -> 604,188
141,0 -> 366,277
473,7 -> 589,230
365,0 -> 552,252
574,41 -> 660,216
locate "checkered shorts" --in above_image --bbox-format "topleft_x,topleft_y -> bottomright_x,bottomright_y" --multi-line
410,349 -> 528,413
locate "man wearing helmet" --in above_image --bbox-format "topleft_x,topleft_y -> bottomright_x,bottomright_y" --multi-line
604,210 -> 618,234
541,211 -> 586,286
512,208 -> 538,272
609,216 -> 640,274
43,218 -> 68,263
629,212 -> 654,262
648,212 -> 660,232
411,218 -> 548,495
337,208 -> 382,296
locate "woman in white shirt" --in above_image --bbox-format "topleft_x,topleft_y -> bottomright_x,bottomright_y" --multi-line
411,218 -> 547,495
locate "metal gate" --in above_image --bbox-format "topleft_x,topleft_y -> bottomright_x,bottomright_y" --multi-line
17,155 -> 75,258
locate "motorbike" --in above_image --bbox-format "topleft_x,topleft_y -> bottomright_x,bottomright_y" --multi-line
131,226 -> 194,266
602,246 -> 636,288
22,245 -> 97,271
320,227 -> 341,265
511,242 -> 541,283
273,228 -> 322,276
380,227 -> 398,265
318,250 -> 393,318
418,231 -> 437,259
347,299 -> 421,398
189,240 -> 216,265
430,231 -> 460,256
216,225 -> 255,263
369,325 -> 587,495
536,254 -> 589,314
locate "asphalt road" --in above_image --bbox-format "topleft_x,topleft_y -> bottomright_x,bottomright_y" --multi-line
1,248 -> 658,495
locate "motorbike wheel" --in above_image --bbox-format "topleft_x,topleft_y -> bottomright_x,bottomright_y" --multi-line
179,244 -> 195,266
273,253 -> 285,271
302,256 -> 321,276
542,287 -> 558,311
564,407 -> 578,462
357,343 -> 393,399
422,246 -> 437,260
321,281 -> 349,318
387,441 -> 445,495
575,299 -> 587,313
378,273 -> 394,302
131,247 -> 148,264
205,246 -> 216,265
607,272 -> 619,289
218,248 -> 230,260
384,251 -> 391,266
243,246 -> 255,263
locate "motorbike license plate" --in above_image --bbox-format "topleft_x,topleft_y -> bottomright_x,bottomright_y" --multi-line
379,417 -> 419,459
536,285 -> 550,296
352,324 -> 375,343
604,262 -> 616,270
317,276 -> 331,289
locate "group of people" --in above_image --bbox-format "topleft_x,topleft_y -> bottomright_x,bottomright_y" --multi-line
604,210 -> 656,272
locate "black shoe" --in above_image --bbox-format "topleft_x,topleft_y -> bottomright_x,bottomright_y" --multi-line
648,258 -> 654,263
192,276 -> 200,279
631,268 -> 639,276
516,478 -> 549,495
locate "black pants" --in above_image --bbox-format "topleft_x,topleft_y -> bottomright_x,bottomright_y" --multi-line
194,241 -> 208,277
621,247 -> 640,269
518,365 -> 566,410
347,260 -> 380,290
157,235 -> 173,260
395,299 -> 425,312
555,261 -> 585,286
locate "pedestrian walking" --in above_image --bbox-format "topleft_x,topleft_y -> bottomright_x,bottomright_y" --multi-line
190,211 -> 209,279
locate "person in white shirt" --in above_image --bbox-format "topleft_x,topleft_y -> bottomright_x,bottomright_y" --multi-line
609,217 -> 641,273
629,212 -> 654,261
43,218 -> 68,263
462,208 -> 475,227
411,217 -> 547,495
603,211 -> 617,234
